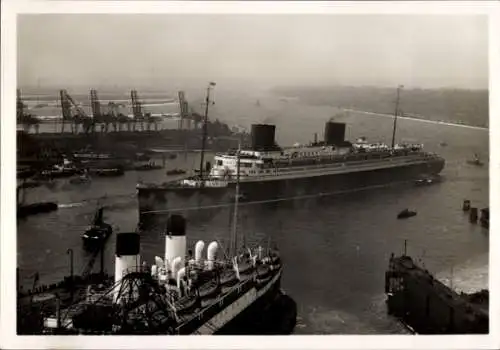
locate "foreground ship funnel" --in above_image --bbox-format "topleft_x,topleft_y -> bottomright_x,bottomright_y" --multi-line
114,232 -> 141,302
164,214 -> 187,270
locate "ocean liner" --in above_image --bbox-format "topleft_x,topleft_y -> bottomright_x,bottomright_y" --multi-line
42,149 -> 293,335
137,119 -> 445,219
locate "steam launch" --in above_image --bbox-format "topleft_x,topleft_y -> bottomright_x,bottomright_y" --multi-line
137,117 -> 445,220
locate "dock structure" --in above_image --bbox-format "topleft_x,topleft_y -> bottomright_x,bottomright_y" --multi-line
385,253 -> 488,334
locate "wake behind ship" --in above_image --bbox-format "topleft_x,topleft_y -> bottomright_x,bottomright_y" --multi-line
137,121 -> 445,220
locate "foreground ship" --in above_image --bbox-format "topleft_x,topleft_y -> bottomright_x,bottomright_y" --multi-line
42,216 -> 293,334
137,120 -> 445,219
385,249 -> 488,334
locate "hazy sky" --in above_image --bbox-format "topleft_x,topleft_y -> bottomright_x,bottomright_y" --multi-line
17,14 -> 488,90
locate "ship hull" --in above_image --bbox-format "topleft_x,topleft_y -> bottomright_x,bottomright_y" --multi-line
138,157 -> 445,222
178,268 -> 295,335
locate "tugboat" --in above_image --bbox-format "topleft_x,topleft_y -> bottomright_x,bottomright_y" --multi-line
82,207 -> 113,249
40,158 -> 79,179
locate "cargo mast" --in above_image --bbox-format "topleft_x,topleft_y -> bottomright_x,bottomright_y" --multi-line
391,85 -> 404,149
199,82 -> 216,179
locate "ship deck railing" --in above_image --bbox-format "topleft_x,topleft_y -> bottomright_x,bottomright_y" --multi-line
232,152 -> 439,182
174,271 -> 256,330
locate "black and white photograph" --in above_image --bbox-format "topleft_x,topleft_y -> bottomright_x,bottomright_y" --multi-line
1,1 -> 499,349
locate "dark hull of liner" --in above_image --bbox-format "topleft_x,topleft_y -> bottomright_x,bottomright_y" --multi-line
216,290 -> 297,335
175,272 -> 292,335
138,158 -> 445,222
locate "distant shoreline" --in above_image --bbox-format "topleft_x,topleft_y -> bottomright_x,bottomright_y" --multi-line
342,108 -> 489,131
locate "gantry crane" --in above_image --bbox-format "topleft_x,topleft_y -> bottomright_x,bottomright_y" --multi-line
131,90 -> 159,132
130,90 -> 143,131
59,90 -> 93,134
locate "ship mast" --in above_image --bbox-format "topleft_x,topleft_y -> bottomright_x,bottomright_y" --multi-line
199,82 -> 216,179
231,140 -> 242,256
391,85 -> 404,149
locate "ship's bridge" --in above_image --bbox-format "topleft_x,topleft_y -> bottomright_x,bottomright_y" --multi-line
210,151 -> 266,178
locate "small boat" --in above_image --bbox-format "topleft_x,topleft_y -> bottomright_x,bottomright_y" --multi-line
82,207 -> 113,248
17,186 -> 58,218
40,167 -> 78,179
397,209 -> 417,219
166,169 -> 186,176
134,162 -> 163,171
73,151 -> 114,161
439,141 -> 448,147
88,168 -> 125,177
466,154 -> 484,167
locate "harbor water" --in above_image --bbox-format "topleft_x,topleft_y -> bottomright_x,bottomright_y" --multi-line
17,91 -> 489,334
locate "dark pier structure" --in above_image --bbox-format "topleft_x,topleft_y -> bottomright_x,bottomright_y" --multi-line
385,251 -> 488,334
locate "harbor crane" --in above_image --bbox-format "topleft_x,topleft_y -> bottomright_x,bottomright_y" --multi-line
59,89 -> 93,134
130,90 -> 160,132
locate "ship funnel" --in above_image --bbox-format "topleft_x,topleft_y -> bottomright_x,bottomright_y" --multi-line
114,232 -> 141,302
324,121 -> 346,146
165,214 -> 187,268
195,240 -> 205,263
207,241 -> 219,270
251,124 -> 276,151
